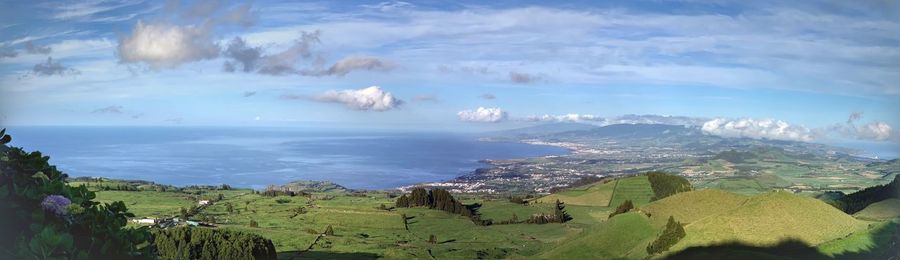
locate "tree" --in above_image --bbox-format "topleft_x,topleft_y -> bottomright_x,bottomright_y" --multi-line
647,172 -> 692,201
647,216 -> 686,254
249,219 -> 259,228
428,234 -> 437,244
609,200 -> 634,219
395,194 -> 410,208
226,203 -> 234,213
180,207 -> 189,219
324,225 -> 334,236
554,199 -> 572,223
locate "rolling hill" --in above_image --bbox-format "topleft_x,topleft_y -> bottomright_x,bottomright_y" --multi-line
670,191 -> 868,253
640,189 -> 748,227
853,198 -> 900,220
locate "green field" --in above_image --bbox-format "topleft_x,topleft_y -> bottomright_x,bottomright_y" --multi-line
608,175 -> 655,208
87,176 -> 899,259
535,179 -> 617,206
542,212 -> 658,259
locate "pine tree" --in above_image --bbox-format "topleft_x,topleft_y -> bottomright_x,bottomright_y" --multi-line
395,194 -> 410,208
428,234 -> 436,244
647,216 -> 686,254
554,199 -> 572,223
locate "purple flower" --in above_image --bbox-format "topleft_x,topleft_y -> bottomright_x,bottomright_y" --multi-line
41,195 -> 71,217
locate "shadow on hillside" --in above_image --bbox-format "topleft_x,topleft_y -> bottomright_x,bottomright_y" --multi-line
664,220 -> 899,260
277,250 -> 379,260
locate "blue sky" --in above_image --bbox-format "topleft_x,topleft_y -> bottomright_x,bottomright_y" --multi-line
0,0 -> 898,144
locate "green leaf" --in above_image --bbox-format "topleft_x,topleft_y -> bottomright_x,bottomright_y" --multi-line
32,171 -> 49,181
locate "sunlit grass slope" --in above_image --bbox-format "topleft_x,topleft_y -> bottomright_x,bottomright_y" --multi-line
541,212 -> 657,259
670,191 -> 867,252
640,189 -> 748,227
853,198 -> 900,221
535,179 -> 617,206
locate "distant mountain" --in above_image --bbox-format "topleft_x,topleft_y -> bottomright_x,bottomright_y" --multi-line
492,122 -> 598,137
551,123 -> 698,139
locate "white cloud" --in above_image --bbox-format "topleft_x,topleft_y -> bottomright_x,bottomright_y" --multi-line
316,86 -> 403,111
458,107 -> 508,123
857,122 -> 893,141
701,118 -> 814,142
303,56 -> 394,77
526,114 -> 601,123
117,21 -> 220,68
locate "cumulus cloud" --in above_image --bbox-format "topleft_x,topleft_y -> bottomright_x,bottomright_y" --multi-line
242,91 -> 257,97
458,107 -> 508,123
856,122 -> 893,141
302,56 -> 394,77
315,86 -> 403,111
223,31 -> 323,75
117,21 -> 219,68
91,105 -> 123,114
827,112 -> 894,141
222,37 -> 262,72
480,93 -> 496,100
29,57 -> 79,77
701,118 -> 814,142
509,71 -> 540,84
25,41 -> 52,54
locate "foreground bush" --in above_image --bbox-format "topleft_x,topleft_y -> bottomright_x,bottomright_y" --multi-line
0,129 -> 150,258
152,227 -> 277,260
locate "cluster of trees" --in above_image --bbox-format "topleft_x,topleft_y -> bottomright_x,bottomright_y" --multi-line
826,175 -> 899,214
609,200 -> 634,219
152,227 -> 276,260
395,188 -> 493,225
647,172 -> 692,201
260,189 -> 306,197
525,200 -> 572,224
0,129 -> 150,259
647,216 -> 686,254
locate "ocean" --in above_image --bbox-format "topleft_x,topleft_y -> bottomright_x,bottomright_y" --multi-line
5,126 -> 569,190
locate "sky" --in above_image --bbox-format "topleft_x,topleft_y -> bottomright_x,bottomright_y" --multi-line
0,0 -> 898,144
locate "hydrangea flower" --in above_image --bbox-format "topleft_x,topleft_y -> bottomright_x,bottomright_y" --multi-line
41,195 -> 71,217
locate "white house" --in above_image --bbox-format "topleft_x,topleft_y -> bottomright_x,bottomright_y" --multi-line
198,200 -> 210,206
131,218 -> 156,225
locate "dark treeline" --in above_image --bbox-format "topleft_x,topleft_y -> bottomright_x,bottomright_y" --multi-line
646,172 -> 692,201
396,188 -> 493,225
825,175 -> 899,214
152,227 -> 277,260
647,216 -> 686,254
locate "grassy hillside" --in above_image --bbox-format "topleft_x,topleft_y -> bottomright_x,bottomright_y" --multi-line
640,189 -> 748,227
609,175 -> 655,207
853,198 -> 900,221
670,191 -> 867,252
817,219 -> 900,258
535,179 -> 617,206
542,212 -> 657,259
535,175 -> 656,208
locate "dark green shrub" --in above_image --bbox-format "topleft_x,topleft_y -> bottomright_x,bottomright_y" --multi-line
152,227 -> 276,260
647,172 -> 692,201
0,129 -> 150,259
